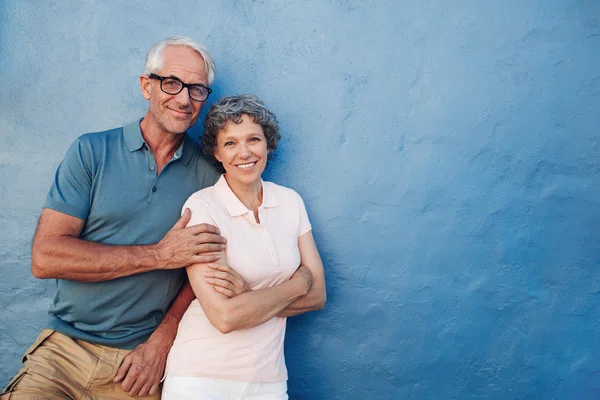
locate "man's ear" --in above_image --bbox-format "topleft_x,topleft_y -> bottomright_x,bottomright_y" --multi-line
140,75 -> 151,100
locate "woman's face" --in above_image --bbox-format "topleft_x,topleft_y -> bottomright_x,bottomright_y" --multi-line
214,114 -> 268,187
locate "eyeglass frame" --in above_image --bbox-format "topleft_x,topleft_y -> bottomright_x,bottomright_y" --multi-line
148,73 -> 212,102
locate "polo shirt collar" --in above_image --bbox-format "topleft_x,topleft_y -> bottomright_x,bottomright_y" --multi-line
179,133 -> 195,165
123,119 -> 195,165
215,174 -> 278,217
123,119 -> 145,152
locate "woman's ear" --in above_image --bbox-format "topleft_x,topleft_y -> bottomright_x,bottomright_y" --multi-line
213,147 -> 222,163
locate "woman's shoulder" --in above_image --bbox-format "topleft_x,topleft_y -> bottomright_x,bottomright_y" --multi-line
184,185 -> 219,208
182,185 -> 224,225
263,181 -> 304,203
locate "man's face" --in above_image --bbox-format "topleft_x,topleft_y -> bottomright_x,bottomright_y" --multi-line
141,45 -> 208,136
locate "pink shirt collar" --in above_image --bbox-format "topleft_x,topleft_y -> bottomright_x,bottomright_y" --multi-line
214,174 -> 278,217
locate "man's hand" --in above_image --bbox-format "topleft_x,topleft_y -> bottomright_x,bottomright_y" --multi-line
154,208 -> 226,270
204,262 -> 251,297
113,333 -> 170,397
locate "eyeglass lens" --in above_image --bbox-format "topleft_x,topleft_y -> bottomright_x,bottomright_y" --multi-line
161,78 -> 209,101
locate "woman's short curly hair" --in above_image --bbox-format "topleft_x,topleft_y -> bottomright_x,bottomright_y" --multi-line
201,94 -> 280,168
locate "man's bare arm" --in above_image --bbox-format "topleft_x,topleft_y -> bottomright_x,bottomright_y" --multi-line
113,281 -> 194,397
114,263 -> 251,397
31,208 -> 225,282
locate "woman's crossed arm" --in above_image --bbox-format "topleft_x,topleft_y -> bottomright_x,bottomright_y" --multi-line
187,259 -> 312,334
278,230 -> 326,317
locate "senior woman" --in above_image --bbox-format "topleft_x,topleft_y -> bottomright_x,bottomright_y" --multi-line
162,94 -> 326,399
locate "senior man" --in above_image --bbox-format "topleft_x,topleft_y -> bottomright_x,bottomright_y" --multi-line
1,36 -> 247,399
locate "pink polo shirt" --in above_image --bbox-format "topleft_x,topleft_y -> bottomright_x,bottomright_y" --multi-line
166,175 -> 311,383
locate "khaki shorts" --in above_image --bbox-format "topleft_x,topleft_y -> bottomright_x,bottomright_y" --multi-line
1,329 -> 160,399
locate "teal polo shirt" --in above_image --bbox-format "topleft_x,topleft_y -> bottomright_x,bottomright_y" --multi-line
43,120 -> 220,349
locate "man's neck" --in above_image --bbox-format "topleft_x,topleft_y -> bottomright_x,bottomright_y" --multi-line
139,114 -> 185,174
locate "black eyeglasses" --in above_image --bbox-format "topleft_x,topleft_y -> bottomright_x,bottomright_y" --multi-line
149,73 -> 212,102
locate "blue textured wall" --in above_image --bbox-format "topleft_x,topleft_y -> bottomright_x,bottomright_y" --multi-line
1,1 -> 599,399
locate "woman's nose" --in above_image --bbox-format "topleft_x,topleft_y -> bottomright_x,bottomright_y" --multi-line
238,144 -> 251,158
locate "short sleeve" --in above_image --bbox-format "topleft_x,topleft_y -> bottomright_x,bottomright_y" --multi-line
182,196 -> 218,229
296,192 -> 312,237
43,137 -> 93,220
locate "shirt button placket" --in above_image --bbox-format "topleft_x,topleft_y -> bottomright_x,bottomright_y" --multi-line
145,148 -> 158,202
262,229 -> 280,270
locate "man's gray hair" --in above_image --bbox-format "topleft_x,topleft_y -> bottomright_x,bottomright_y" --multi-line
145,36 -> 216,85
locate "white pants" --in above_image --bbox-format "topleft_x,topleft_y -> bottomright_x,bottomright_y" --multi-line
162,376 -> 288,400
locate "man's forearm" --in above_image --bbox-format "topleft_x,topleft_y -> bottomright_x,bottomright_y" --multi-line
113,281 -> 196,395
31,208 -> 223,282
147,281 -> 195,346
32,235 -> 162,282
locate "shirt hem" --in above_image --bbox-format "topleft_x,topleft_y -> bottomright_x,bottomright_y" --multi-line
47,314 -> 151,350
165,370 -> 288,384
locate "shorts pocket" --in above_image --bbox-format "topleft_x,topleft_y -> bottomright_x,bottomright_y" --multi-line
1,367 -> 27,395
1,330 -> 56,396
21,329 -> 55,363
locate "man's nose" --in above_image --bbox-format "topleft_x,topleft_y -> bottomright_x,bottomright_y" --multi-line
173,87 -> 192,105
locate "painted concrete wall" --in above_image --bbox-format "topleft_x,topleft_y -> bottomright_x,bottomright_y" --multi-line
1,1 -> 599,399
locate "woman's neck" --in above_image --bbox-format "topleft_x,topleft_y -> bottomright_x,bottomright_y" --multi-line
224,174 -> 263,211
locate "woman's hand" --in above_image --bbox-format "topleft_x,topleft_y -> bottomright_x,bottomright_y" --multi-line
203,262 -> 251,297
277,231 -> 326,317
290,265 -> 313,295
